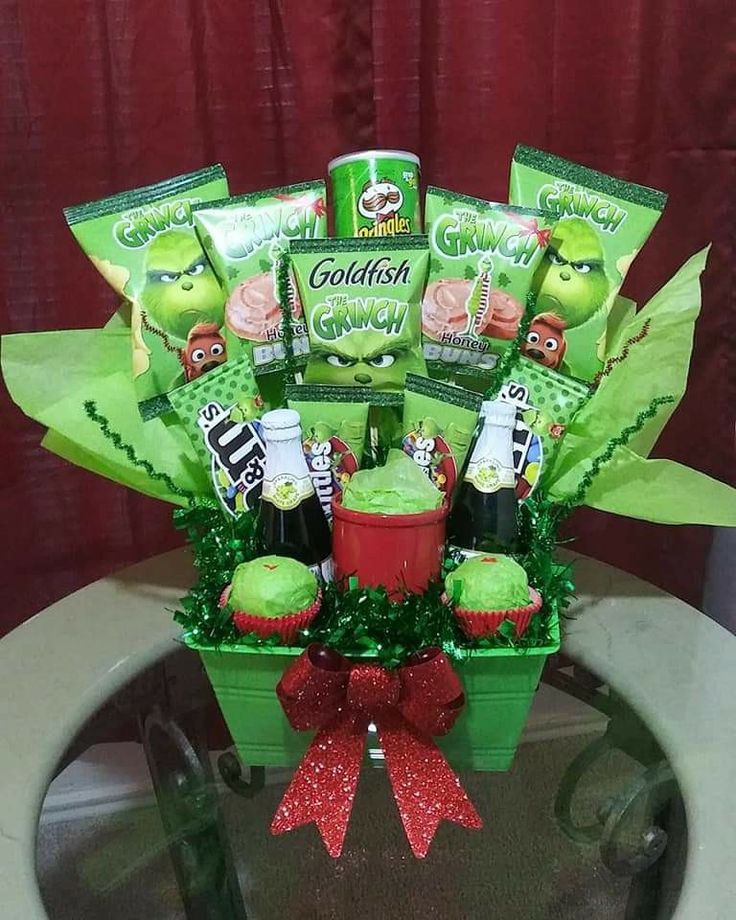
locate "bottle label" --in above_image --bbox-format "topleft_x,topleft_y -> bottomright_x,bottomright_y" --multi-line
309,556 -> 334,584
465,457 -> 515,494
262,472 -> 314,510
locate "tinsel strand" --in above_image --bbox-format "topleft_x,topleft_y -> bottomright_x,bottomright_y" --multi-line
276,250 -> 299,384
83,400 -> 195,503
562,395 -> 675,511
485,292 -> 536,400
591,319 -> 652,389
173,504 -> 261,646
139,311 -> 181,355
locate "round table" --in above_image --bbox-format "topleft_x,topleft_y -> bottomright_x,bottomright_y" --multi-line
1,549 -> 735,919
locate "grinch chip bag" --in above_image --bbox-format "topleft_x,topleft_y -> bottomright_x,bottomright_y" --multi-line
509,145 -> 667,380
400,374 -> 482,497
290,237 -> 429,391
423,187 -> 556,372
192,182 -> 327,377
168,356 -> 265,517
64,166 -> 229,419
286,384 -> 371,521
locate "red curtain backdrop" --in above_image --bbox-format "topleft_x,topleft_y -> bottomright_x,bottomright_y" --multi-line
1,0 -> 734,634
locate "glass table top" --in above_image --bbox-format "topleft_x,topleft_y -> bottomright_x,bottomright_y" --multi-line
36,647 -> 685,920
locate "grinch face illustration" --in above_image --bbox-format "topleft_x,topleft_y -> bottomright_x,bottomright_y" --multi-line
532,218 -> 611,328
141,231 -> 224,340
305,333 -> 424,390
357,179 -> 403,223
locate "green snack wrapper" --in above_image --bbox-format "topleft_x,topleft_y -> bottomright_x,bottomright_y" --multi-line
286,384 -> 371,522
509,145 -> 667,380
497,357 -> 589,500
328,149 -> 421,238
341,449 -> 443,515
291,236 -> 429,391
423,186 -> 556,372
446,554 -> 531,611
64,166 -> 229,419
229,555 -> 317,617
168,356 -> 266,517
192,182 -> 327,377
399,373 -> 482,497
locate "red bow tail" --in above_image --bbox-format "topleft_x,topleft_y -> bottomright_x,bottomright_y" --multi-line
378,710 -> 482,857
270,715 -> 365,857
270,646 -> 482,857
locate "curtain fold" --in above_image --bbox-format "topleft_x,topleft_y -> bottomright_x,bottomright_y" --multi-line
1,0 -> 733,631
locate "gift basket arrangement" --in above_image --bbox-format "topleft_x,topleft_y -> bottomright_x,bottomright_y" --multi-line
4,146 -> 736,859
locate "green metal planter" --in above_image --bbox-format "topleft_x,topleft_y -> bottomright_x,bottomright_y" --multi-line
189,613 -> 559,772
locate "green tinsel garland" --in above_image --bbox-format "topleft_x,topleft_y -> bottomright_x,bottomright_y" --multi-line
484,292 -> 536,400
173,499 -> 561,664
557,395 -> 675,511
275,248 -> 299,385
84,401 -> 196,504
173,503 -> 261,646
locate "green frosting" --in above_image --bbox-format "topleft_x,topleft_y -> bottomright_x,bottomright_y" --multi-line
229,555 -> 317,617
341,449 -> 443,515
446,554 -> 531,611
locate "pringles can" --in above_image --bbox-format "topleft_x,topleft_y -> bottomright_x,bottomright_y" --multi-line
328,149 -> 421,238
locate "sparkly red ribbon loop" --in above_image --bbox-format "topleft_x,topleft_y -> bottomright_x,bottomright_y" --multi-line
271,644 -> 482,858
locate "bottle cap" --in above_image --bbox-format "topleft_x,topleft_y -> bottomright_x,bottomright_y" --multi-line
261,408 -> 302,441
480,399 -> 517,428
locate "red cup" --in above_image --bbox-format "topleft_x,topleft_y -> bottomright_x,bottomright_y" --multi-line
331,496 -> 449,598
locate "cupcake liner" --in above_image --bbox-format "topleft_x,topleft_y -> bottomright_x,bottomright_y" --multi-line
220,585 -> 322,645
454,587 -> 543,639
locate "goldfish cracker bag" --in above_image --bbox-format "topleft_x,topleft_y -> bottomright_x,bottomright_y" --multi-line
290,236 -> 429,391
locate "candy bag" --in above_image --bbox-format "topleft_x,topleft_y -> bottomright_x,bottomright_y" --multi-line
399,374 -> 482,497
168,356 -> 265,517
192,182 -> 327,377
509,145 -> 667,380
423,187 -> 556,372
497,357 -> 589,499
286,384 -> 371,521
290,236 -> 429,391
64,166 -> 229,419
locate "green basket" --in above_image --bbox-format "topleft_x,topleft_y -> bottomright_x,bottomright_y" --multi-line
189,613 -> 559,772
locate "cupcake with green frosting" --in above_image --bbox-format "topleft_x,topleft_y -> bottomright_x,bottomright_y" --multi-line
445,554 -> 542,638
223,555 -> 321,643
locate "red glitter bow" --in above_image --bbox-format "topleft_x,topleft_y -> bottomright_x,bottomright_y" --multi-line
271,644 -> 482,857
